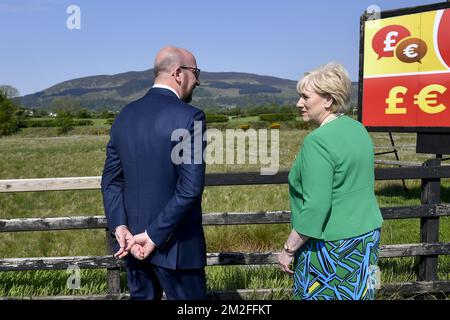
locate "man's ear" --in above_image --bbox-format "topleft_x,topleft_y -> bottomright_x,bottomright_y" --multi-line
173,67 -> 182,83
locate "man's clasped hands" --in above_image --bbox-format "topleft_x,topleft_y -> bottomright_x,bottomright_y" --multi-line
113,225 -> 155,260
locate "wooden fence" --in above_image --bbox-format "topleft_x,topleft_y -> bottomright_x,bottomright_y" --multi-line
1,161 -> 450,299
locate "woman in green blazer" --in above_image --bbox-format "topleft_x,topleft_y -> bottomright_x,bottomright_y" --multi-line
278,62 -> 383,300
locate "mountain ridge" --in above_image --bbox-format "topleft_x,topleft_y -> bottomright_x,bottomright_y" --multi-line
19,69 -> 358,111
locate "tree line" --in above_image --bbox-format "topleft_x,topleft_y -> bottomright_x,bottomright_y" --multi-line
0,85 -> 120,136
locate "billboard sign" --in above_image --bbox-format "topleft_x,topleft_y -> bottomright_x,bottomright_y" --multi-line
359,2 -> 450,132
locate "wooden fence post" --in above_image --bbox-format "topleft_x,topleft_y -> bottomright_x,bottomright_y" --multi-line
105,229 -> 121,296
419,157 -> 441,282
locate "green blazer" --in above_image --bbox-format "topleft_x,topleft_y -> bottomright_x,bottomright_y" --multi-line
289,116 -> 383,241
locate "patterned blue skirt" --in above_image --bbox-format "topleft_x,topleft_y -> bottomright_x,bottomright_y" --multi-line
293,228 -> 381,300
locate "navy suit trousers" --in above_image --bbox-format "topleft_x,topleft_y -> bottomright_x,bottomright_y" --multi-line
126,262 -> 207,300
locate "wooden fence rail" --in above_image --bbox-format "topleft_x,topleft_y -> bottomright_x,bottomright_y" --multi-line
2,166 -> 450,192
2,242 -> 450,271
1,164 -> 450,299
1,204 -> 450,232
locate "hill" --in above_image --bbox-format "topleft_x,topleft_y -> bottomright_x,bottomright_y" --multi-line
19,69 -> 358,111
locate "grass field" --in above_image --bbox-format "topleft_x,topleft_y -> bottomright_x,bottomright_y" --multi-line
0,126 -> 449,299
85,118 -> 112,128
229,116 -> 260,123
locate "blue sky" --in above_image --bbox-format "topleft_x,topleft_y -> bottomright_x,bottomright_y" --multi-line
0,0 -> 442,96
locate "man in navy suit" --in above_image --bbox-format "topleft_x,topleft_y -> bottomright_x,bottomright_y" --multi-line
101,46 -> 207,300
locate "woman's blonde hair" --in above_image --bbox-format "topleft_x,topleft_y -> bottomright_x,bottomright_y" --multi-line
297,62 -> 352,113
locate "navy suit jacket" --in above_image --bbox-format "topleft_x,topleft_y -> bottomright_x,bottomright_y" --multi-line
101,87 -> 206,270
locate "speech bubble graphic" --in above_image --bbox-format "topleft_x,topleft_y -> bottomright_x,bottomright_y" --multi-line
372,25 -> 411,59
437,9 -> 450,68
396,37 -> 428,63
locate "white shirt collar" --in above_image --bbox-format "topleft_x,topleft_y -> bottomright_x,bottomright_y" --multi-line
152,84 -> 180,99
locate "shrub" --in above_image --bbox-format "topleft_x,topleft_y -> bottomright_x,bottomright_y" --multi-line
55,111 -> 74,135
270,122 -> 281,129
73,127 -> 110,135
282,120 -> 314,130
239,124 -> 250,131
0,92 -> 20,136
76,108 -> 92,119
100,110 -> 116,119
23,119 -> 93,128
206,114 -> 229,123
259,113 -> 297,122
246,121 -> 269,130
23,119 -> 57,128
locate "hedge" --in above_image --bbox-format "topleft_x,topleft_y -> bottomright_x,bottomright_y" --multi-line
22,119 -> 94,128
205,114 -> 229,123
259,113 -> 297,121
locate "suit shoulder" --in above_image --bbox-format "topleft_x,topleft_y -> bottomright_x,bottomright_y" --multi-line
175,100 -> 205,118
116,96 -> 146,117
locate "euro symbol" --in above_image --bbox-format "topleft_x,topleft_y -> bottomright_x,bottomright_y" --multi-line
413,84 -> 447,114
403,44 -> 418,58
385,86 -> 408,114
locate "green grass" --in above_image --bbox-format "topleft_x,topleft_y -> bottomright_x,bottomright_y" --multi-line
229,116 -> 260,123
85,118 -> 111,128
0,129 -> 449,299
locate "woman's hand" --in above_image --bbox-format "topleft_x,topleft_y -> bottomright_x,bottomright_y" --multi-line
278,250 -> 295,274
278,229 -> 310,274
